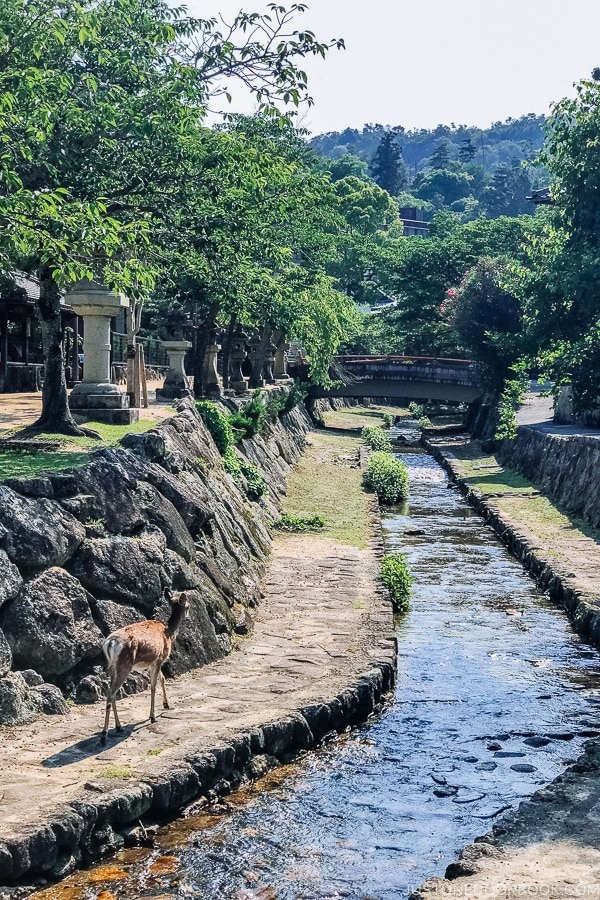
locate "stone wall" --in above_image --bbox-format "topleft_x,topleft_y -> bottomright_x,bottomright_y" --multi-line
499,427 -> 600,528
0,397 -> 313,725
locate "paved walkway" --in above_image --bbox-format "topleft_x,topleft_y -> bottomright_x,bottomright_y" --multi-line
516,386 -> 600,438
0,534 -> 394,841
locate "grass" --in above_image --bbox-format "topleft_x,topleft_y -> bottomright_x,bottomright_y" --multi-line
282,404 -> 414,547
98,764 -> 133,779
323,404 -> 409,432
0,419 -> 160,482
282,418 -> 373,548
443,437 -> 600,556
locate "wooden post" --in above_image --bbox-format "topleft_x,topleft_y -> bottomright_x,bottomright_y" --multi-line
126,305 -> 136,407
133,342 -> 142,409
139,343 -> 148,408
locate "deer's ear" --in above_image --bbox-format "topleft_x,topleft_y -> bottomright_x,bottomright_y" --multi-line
163,587 -> 173,602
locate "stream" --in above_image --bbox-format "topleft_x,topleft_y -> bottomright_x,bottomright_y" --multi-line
41,444 -> 600,899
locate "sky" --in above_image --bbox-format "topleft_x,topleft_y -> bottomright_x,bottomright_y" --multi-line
189,0 -> 600,136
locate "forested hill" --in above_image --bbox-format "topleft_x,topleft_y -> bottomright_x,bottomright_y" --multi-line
310,114 -> 546,176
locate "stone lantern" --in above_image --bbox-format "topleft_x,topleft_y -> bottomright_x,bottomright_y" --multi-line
156,306 -> 192,401
67,279 -> 136,424
201,324 -> 222,398
272,330 -> 290,379
263,333 -> 277,384
230,323 -> 249,395
248,328 -> 265,389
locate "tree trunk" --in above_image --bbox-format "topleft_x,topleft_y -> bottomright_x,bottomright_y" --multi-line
221,313 -> 237,390
33,268 -> 99,437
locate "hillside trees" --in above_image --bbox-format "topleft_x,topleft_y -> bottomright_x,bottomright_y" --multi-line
369,131 -> 408,196
359,214 -> 537,358
0,0 -> 343,431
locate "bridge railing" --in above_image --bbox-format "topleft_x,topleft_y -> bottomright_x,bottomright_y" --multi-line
335,355 -> 477,386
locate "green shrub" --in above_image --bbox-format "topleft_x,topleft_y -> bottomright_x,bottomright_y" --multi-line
381,552 -> 412,613
494,374 -> 527,441
408,402 -> 426,418
283,380 -> 308,413
361,425 -> 393,452
230,391 -> 266,440
264,394 -> 286,421
382,412 -> 395,428
363,451 -> 409,503
273,513 -> 325,532
418,416 -> 433,429
222,447 -> 267,501
196,400 -> 233,454
240,458 -> 267,500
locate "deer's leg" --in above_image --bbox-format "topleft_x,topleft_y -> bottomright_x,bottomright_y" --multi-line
101,670 -> 128,743
101,697 -> 112,745
160,670 -> 170,710
149,663 -> 160,723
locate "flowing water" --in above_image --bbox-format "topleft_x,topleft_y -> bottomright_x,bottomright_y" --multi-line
47,446 -> 600,899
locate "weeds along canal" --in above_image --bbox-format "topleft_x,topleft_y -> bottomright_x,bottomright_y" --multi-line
57,445 -> 600,900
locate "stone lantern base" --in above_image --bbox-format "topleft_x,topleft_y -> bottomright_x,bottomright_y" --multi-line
69,382 -> 139,425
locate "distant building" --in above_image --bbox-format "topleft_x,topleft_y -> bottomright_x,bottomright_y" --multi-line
399,207 -> 430,237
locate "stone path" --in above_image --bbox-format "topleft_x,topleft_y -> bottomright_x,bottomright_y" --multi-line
0,534 -> 395,843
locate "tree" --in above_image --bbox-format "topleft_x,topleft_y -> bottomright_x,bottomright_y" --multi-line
0,0 -> 343,432
429,142 -> 451,169
327,154 -> 370,183
459,138 -> 476,164
520,76 -> 600,411
365,214 -> 537,356
369,132 -> 407,196
442,258 -> 522,391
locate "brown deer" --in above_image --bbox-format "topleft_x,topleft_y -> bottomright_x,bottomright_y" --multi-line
100,589 -> 190,745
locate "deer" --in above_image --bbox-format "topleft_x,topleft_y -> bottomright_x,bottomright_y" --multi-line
100,589 -> 190,745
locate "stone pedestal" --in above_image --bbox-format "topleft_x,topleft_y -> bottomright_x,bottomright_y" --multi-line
263,336 -> 277,384
273,331 -> 290,379
248,330 -> 265,389
66,279 -> 137,424
202,327 -> 221,398
230,324 -> 249,395
156,340 -> 192,400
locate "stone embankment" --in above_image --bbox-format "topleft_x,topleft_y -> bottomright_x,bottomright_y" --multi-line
413,432 -> 600,899
0,395 -> 311,720
500,427 -> 600,529
0,396 -> 396,891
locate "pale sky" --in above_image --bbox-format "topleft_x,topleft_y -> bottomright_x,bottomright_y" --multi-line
189,0 -> 600,135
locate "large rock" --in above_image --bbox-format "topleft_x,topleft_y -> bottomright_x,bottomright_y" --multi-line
0,568 -> 103,676
144,465 -> 213,537
134,482 -> 196,562
0,486 -> 85,569
0,630 -> 12,677
0,673 -> 42,725
55,449 -> 148,535
0,549 -> 22,608
89,597 -> 144,637
70,526 -> 167,613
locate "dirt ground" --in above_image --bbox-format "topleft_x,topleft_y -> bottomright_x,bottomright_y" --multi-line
0,382 -> 172,430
